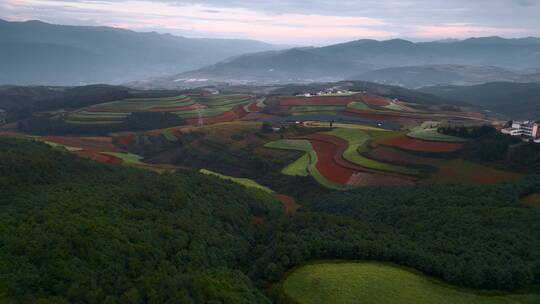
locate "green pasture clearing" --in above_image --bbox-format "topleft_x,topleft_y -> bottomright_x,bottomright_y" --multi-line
161,129 -> 179,142
103,152 -> 145,165
192,94 -> 252,106
282,153 -> 310,176
282,262 -> 540,304
384,102 -> 406,111
407,121 -> 467,142
289,106 -> 346,113
408,128 -> 467,142
200,169 -> 273,193
87,95 -> 194,112
265,139 -> 345,190
326,128 -> 420,175
44,141 -> 82,152
256,98 -> 267,108
347,101 -> 370,111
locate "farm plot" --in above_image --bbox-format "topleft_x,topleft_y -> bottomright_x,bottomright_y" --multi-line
360,94 -> 391,106
265,139 -> 345,190
407,121 -> 467,142
280,95 -> 362,106
289,105 -> 346,115
324,128 -> 420,175
282,262 -> 540,304
377,135 -> 464,153
200,169 -> 273,193
367,146 -> 519,185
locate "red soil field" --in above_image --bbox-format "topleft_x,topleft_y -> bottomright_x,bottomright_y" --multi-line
378,136 -> 464,153
76,150 -> 123,164
247,102 -> 262,112
187,110 -> 237,125
304,134 -> 415,186
148,103 -> 203,112
85,107 -> 132,113
44,136 -> 119,152
280,95 -> 359,106
367,146 -> 429,165
360,94 -> 390,106
309,138 -> 355,184
114,133 -> 135,146
272,193 -> 300,215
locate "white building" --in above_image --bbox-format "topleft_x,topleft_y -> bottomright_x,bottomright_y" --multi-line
502,120 -> 539,139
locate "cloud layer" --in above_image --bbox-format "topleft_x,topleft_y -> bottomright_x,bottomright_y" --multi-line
1,0 -> 539,45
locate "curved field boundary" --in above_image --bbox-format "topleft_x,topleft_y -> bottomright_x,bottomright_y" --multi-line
303,136 -> 414,187
360,94 -> 391,106
282,262 -> 540,304
282,153 -> 310,176
323,129 -> 420,176
264,139 -> 345,190
378,135 -> 464,153
200,169 -> 274,193
407,128 -> 467,142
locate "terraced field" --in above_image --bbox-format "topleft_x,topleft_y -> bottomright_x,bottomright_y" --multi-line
265,139 -> 345,190
200,169 -> 273,193
282,262 -> 540,304
64,94 -> 255,126
407,122 -> 467,142
325,128 -> 420,175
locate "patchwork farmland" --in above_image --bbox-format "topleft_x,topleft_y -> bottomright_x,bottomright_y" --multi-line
5,88 -> 518,199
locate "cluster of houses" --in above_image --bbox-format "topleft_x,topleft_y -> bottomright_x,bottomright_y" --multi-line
296,88 -> 352,97
501,120 -> 540,143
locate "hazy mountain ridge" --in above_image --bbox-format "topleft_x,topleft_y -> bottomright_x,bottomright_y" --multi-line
143,37 -> 540,89
0,19 -> 282,85
349,65 -> 540,88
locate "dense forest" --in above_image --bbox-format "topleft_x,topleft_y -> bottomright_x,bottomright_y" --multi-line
1,138 -> 540,303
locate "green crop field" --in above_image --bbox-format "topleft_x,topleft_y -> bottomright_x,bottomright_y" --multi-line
407,122 -> 467,142
103,152 -> 145,165
265,139 -> 345,190
289,106 -> 346,113
326,128 -> 420,175
200,169 -> 273,193
346,101 -> 370,110
282,262 -> 540,304
282,153 -> 310,176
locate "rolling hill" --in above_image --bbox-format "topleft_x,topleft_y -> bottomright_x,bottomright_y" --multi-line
0,19 -> 282,85
420,82 -> 540,119
349,65 -> 540,88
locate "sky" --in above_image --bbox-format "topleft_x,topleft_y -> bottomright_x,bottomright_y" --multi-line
1,0 -> 540,45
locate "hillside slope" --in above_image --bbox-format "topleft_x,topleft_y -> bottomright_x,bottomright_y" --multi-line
144,37 -> 540,89
349,65 -> 540,88
420,82 -> 540,119
0,19 -> 281,85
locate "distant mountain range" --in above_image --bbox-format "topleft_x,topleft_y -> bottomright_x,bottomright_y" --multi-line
142,37 -> 540,89
0,19 -> 283,85
420,82 -> 540,119
349,65 -> 540,89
